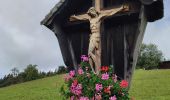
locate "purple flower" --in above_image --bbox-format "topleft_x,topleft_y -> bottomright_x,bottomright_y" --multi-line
78,68 -> 84,75
110,95 -> 117,100
101,73 -> 109,80
95,84 -> 103,91
80,96 -> 89,100
81,55 -> 89,62
69,70 -> 75,77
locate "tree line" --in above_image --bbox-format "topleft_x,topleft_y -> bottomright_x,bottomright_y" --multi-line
0,64 -> 67,88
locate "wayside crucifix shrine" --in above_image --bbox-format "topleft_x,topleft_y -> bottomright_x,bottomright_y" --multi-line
41,0 -> 164,85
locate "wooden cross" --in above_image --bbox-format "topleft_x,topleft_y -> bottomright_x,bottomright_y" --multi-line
70,0 -> 129,74
70,0 -> 129,22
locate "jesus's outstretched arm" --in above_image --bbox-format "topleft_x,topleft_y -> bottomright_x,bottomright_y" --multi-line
70,14 -> 90,21
100,5 -> 129,19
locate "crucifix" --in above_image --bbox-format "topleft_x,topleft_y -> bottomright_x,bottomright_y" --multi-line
70,0 -> 129,74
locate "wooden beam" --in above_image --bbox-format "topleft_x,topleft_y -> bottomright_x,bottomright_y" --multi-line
95,0 -> 101,12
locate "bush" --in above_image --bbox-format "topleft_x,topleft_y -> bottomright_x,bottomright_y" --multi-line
61,56 -> 130,100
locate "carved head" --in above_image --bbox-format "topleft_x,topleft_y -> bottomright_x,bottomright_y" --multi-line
87,7 -> 99,17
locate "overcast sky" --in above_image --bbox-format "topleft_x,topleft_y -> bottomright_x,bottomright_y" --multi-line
0,0 -> 169,78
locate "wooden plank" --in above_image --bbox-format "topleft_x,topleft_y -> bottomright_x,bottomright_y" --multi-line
53,24 -> 75,70
127,6 -> 147,85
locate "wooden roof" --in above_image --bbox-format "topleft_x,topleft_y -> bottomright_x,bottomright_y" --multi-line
41,0 -> 66,26
41,0 -> 164,29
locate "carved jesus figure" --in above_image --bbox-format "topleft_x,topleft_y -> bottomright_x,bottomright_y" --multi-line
70,5 -> 129,74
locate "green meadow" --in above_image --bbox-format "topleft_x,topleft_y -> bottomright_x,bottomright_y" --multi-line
0,69 -> 170,100
130,69 -> 170,100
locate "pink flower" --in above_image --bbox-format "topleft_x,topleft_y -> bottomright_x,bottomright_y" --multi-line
112,74 -> 117,83
78,68 -> 84,75
95,93 -> 102,100
73,79 -> 78,86
70,96 -> 74,100
110,95 -> 117,100
80,96 -> 89,100
101,73 -> 109,80
95,84 -> 103,91
69,70 -> 75,77
81,55 -> 89,62
70,83 -> 82,95
64,75 -> 71,82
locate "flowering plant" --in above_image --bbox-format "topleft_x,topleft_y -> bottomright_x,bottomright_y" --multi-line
60,55 -> 130,100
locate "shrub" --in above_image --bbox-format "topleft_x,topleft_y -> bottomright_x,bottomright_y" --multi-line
61,55 -> 130,100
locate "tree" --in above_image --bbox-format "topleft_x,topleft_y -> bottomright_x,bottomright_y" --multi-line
46,71 -> 54,77
39,71 -> 46,78
137,43 -> 164,69
0,74 -> 14,87
17,72 -> 27,82
56,66 -> 67,74
11,67 -> 19,77
24,64 -> 39,81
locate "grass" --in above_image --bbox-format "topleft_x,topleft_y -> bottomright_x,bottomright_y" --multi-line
0,69 -> 170,100
129,69 -> 170,100
0,74 -> 64,100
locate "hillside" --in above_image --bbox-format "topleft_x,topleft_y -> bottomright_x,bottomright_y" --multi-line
0,74 -> 64,100
0,70 -> 170,100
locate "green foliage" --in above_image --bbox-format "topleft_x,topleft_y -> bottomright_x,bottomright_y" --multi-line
0,74 -> 14,87
24,64 -> 39,81
39,72 -> 47,78
137,43 -> 164,69
56,66 -> 67,74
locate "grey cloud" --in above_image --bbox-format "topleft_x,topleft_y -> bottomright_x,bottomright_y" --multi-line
0,0 -> 64,77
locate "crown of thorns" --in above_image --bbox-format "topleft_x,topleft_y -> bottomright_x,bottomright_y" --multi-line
87,7 -> 99,15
